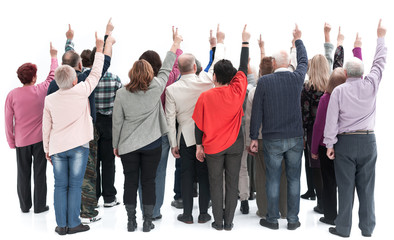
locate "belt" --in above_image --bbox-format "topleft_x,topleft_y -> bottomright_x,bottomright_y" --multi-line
339,130 -> 374,135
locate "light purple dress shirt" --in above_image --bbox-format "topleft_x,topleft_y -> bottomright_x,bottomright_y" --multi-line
323,38 -> 387,149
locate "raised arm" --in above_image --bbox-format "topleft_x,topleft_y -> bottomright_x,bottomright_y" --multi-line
324,23 -> 334,70
293,24 -> 308,81
204,30 -> 217,72
364,19 -> 387,89
205,24 -> 226,77
333,26 -> 344,69
238,24 -> 250,76
37,42 -> 59,91
353,33 -> 363,60
65,24 -> 74,52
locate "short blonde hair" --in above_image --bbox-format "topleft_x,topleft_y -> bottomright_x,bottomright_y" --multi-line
55,65 -> 77,90
307,54 -> 330,92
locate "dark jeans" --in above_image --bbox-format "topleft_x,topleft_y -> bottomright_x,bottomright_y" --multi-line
120,146 -> 161,206
96,113 -> 117,203
173,157 -> 182,200
319,145 -> 337,221
180,134 -> 210,216
205,129 -> 244,225
16,141 -> 47,212
263,136 -> 303,224
334,134 -> 376,236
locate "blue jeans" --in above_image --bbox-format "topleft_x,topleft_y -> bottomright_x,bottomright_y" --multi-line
52,146 -> 89,228
263,137 -> 303,224
139,135 -> 169,217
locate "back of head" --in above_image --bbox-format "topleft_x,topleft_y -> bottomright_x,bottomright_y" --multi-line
195,58 -> 202,75
259,56 -> 273,77
178,53 -> 196,74
214,59 -> 237,85
62,50 -> 81,68
326,68 -> 347,94
126,59 -> 154,93
55,65 -> 77,90
80,49 -> 93,68
308,54 -> 330,92
344,57 -> 364,78
17,63 -> 37,85
272,50 -> 290,69
139,50 -> 162,77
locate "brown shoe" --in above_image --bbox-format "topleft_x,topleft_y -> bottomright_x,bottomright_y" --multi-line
67,224 -> 90,234
55,226 -> 67,235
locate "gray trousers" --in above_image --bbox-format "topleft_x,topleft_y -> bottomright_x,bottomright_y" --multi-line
334,134 -> 376,236
205,129 -> 244,225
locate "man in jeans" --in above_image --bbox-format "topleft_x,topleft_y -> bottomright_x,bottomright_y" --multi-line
249,24 -> 307,231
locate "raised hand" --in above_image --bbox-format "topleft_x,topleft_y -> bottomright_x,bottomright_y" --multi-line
170,26 -> 182,53
258,34 -> 264,49
106,33 -> 116,45
209,29 -> 217,48
95,32 -> 105,53
354,32 -> 362,48
324,22 -> 331,42
337,26 -> 344,47
50,42 -> 57,58
242,24 -> 251,43
377,19 -> 386,38
66,24 -> 74,40
293,24 -> 302,41
216,24 -> 225,44
106,17 -> 114,35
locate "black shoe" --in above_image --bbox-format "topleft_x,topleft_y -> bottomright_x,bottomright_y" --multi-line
240,200 -> 249,214
21,209 -> 30,213
198,213 -> 211,223
55,226 -> 67,235
224,223 -> 233,231
171,199 -> 183,209
152,214 -> 162,221
301,191 -> 316,200
314,205 -> 324,214
211,222 -> 223,230
329,227 -> 349,238
67,224 -> 90,234
143,221 -> 155,232
362,232 -> 372,237
177,214 -> 193,224
248,192 -> 256,200
319,217 -> 335,225
259,218 -> 279,230
127,220 -> 137,232
287,221 -> 301,230
35,205 -> 49,214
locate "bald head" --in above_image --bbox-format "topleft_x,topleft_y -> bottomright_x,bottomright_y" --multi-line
272,50 -> 290,70
178,53 -> 197,74
344,57 -> 364,78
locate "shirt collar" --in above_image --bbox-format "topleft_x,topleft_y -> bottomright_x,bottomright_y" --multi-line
346,77 -> 363,83
274,67 -> 290,73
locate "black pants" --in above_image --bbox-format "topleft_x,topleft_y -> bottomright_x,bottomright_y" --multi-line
179,134 -> 210,216
205,128 -> 244,225
120,146 -> 161,206
16,141 -> 47,212
96,113 -> 117,203
319,145 -> 337,221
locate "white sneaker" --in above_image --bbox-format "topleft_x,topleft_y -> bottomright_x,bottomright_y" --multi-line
104,197 -> 120,208
81,216 -> 102,224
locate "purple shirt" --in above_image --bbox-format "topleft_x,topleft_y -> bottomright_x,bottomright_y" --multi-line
323,38 -> 387,148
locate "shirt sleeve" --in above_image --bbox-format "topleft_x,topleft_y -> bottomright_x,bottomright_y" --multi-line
65,39 -> 74,52
293,40 -> 308,83
352,47 -> 362,60
112,93 -> 124,149
250,80 -> 264,140
165,89 -> 178,148
42,99 -> 52,153
245,87 -> 255,146
4,92 -> 16,148
323,89 -> 340,148
311,95 -> 328,155
333,46 -> 344,70
324,42 -> 334,72
37,58 -> 58,93
363,38 -> 387,93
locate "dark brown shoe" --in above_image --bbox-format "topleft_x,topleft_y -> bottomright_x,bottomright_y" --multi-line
67,224 -> 90,234
55,226 -> 67,235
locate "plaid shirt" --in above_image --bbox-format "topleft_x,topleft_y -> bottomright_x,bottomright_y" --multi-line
95,72 -> 122,115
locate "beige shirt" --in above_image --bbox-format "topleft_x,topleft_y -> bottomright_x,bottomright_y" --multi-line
165,43 -> 226,148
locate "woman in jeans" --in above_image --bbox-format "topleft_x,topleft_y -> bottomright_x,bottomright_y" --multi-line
112,28 -> 182,232
43,34 -> 113,235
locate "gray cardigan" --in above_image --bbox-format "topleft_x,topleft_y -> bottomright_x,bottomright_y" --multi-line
112,51 -> 176,155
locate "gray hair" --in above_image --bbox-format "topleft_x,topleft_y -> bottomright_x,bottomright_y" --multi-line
272,50 -> 290,68
55,65 -> 77,90
178,53 -> 196,73
344,57 -> 364,78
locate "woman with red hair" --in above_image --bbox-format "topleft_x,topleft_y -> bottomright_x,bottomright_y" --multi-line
4,43 -> 58,213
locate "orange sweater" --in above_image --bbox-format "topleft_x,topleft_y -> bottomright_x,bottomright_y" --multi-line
192,71 -> 247,154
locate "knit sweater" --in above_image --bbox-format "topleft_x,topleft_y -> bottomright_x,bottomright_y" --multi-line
250,39 -> 308,140
112,51 -> 176,155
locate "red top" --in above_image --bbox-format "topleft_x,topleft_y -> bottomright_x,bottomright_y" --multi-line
192,71 -> 247,154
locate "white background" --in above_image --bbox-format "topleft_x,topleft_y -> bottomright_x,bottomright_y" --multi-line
0,0 -> 392,239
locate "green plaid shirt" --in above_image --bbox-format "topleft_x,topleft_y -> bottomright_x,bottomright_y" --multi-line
95,72 -> 122,115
